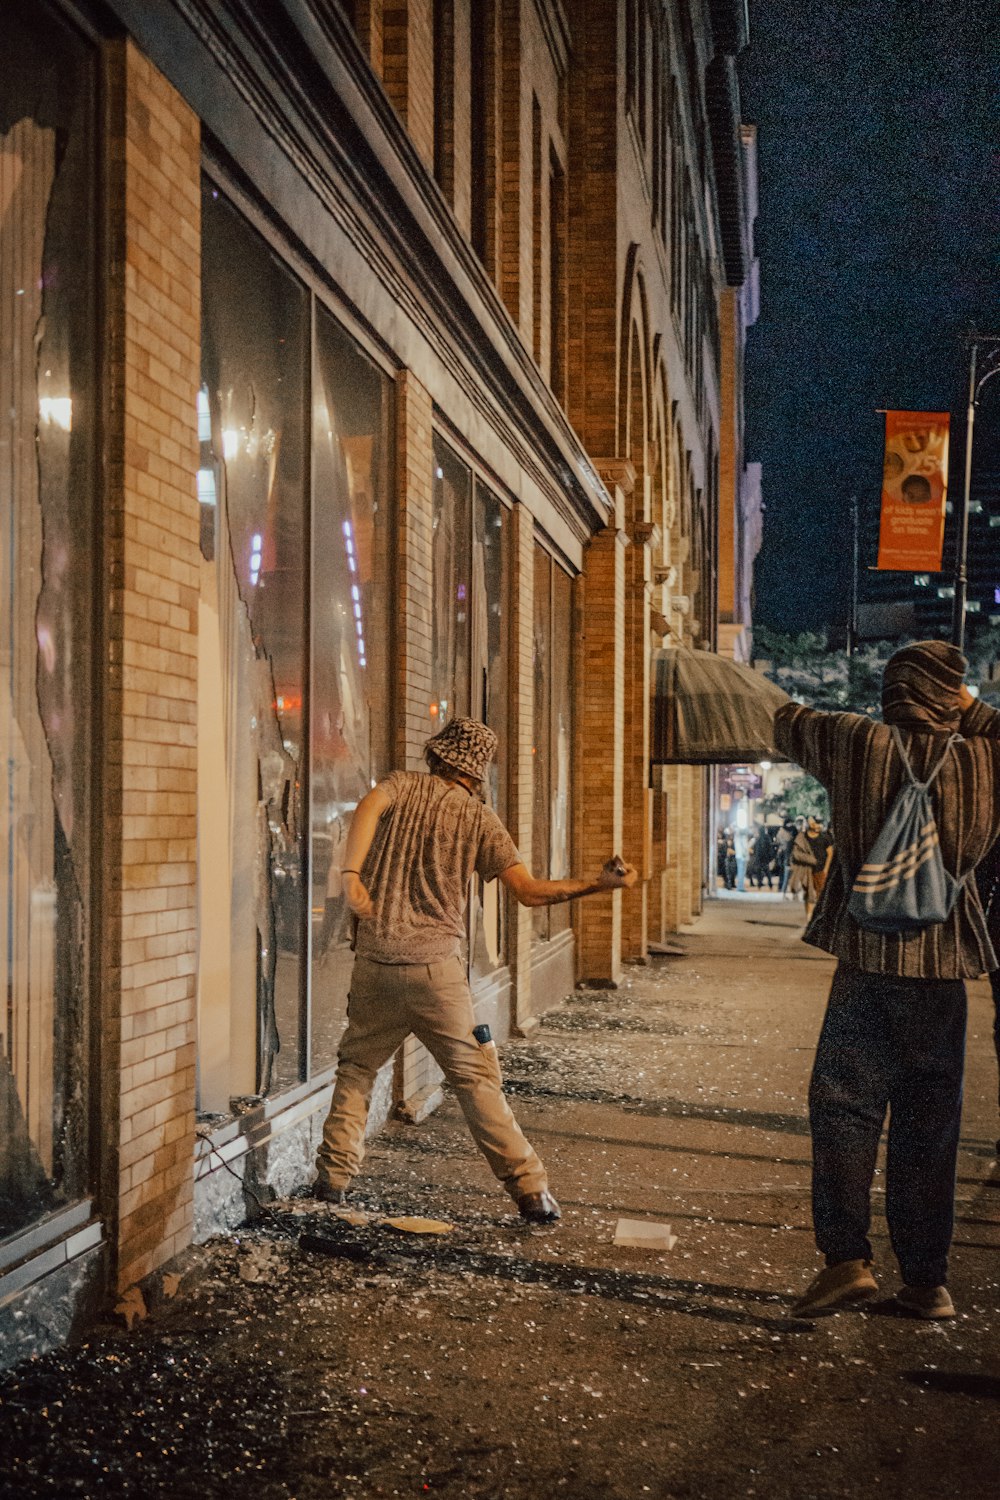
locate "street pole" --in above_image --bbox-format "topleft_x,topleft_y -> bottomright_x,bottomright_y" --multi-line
952,342 -> 977,649
847,495 -> 858,658
952,333 -> 1000,651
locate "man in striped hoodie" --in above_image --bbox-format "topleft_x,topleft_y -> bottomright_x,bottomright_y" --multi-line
774,640 -> 1000,1319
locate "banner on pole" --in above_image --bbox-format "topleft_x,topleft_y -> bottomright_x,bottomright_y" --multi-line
876,410 -> 950,571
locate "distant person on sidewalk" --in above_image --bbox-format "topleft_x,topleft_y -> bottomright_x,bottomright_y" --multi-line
749,824 -> 776,889
775,641 -> 1000,1320
721,826 -> 737,890
313,717 -> 637,1224
775,820 -> 796,894
788,817 -> 830,920
734,825 -> 749,891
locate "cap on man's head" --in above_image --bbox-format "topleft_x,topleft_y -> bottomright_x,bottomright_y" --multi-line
425,717 -> 498,781
882,639 -> 968,729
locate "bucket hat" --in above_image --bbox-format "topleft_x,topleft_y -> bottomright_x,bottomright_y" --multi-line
425,717 -> 498,781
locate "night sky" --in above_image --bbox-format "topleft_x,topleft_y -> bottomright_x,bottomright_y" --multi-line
739,0 -> 1000,634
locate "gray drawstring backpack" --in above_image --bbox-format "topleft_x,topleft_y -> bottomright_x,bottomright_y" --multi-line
848,726 -> 963,934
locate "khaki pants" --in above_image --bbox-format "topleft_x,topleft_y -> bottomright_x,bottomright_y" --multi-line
316,955 -> 548,1201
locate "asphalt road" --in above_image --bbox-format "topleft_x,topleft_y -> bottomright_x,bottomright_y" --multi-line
2,895 -> 998,1498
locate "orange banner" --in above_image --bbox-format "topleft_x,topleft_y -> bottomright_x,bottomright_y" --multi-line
876,410 -> 950,571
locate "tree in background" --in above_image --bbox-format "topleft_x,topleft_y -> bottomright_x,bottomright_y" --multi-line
753,623 -> 1000,714
760,773 -> 829,825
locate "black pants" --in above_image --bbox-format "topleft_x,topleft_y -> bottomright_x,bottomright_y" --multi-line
809,962 -> 967,1287
988,971 -> 1000,1122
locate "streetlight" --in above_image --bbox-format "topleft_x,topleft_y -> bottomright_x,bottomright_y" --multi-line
953,331 -> 1000,650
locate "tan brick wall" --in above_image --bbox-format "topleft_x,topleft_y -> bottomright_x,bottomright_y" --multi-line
355,0 -> 386,77
435,0 -> 473,234
384,0 -> 435,171
575,475 -> 627,984
564,4 -> 619,459
393,370 -> 443,1101
498,0 -> 526,331
507,503 -> 536,1030
621,474 -> 652,961
103,40 -> 200,1294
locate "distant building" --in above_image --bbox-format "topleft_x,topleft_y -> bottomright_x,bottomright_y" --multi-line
717,126 -> 762,664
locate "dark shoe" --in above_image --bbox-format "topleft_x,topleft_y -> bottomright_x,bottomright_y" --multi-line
313,1180 -> 348,1204
891,1284 -> 955,1320
518,1190 -> 561,1224
792,1258 -> 878,1317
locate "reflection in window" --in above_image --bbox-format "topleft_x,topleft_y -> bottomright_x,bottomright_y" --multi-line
470,484 -> 509,982
549,564 -> 574,935
200,184 -> 308,1103
430,439 -> 510,979
310,308 -> 392,1072
533,549 -> 574,942
1,2 -> 96,1240
430,437 -> 473,729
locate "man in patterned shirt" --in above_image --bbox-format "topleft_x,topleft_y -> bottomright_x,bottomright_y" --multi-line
314,717 -> 637,1223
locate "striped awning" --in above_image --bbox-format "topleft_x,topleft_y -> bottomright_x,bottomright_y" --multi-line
652,648 -> 791,765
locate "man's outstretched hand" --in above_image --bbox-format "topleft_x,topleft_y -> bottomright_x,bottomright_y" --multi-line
597,859 -> 639,891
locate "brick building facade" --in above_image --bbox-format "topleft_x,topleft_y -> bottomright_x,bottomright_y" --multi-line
0,0 -> 756,1361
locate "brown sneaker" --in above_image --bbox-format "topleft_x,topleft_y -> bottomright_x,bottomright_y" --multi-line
792,1258 -> 878,1317
892,1284 -> 955,1319
313,1180 -> 348,1204
517,1191 -> 562,1224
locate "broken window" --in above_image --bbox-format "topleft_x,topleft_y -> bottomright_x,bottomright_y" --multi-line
0,3 -> 97,1240
430,437 -> 473,730
532,548 -> 575,944
470,482 -> 509,981
309,307 -> 392,1074
199,185 -> 308,1106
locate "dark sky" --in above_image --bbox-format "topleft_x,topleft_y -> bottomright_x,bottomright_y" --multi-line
739,0 -> 1000,634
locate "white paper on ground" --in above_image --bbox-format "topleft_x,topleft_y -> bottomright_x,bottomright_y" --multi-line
614,1217 -> 678,1251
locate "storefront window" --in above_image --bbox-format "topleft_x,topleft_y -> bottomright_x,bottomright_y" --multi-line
532,550 -> 553,940
430,439 -> 510,978
310,308 -> 392,1072
1,3 -> 97,1240
471,483 -> 509,980
533,549 -> 574,942
430,437 -> 473,729
200,185 -> 309,1104
550,564 -> 574,935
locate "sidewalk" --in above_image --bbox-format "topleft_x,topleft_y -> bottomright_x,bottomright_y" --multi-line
2,898 -> 999,1499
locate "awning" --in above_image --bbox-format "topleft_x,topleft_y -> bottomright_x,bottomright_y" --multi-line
652,648 -> 791,765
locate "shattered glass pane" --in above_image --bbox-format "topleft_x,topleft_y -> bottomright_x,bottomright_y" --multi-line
549,562 -> 574,934
430,438 -> 472,730
309,307 -> 392,1073
532,549 -> 552,941
1,5 -> 96,1239
200,185 -> 308,1101
470,484 -> 509,981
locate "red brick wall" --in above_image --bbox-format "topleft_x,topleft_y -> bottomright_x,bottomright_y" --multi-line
103,40 -> 201,1294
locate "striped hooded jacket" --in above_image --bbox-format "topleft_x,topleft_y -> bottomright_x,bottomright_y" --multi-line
773,640 -> 1000,979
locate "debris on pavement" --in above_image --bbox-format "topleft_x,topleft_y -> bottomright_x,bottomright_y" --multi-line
613,1218 -> 679,1251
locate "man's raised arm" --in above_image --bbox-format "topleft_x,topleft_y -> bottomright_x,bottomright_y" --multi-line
500,860 -> 638,908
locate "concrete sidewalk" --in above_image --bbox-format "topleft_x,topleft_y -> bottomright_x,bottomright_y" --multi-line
2,897 -> 999,1498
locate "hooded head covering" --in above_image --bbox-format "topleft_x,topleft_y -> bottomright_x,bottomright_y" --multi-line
881,639 -> 968,731
425,717 -> 498,781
